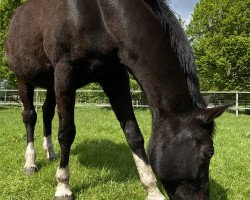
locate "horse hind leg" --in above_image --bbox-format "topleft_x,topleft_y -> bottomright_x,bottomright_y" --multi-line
18,79 -> 38,175
42,90 -> 57,161
100,66 -> 165,200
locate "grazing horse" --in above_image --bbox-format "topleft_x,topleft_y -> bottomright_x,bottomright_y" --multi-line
5,0 -> 230,199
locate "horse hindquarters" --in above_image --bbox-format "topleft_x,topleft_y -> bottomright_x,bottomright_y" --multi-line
99,65 -> 165,200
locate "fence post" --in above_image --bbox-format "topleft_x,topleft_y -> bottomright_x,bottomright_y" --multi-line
4,89 -> 7,102
35,90 -> 38,112
236,91 -> 239,117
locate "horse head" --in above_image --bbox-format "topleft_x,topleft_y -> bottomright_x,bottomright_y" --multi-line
148,103 -> 233,200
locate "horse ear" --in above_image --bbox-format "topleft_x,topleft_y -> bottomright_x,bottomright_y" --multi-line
196,102 -> 234,124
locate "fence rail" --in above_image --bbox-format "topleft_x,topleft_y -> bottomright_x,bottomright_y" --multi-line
0,89 -> 249,117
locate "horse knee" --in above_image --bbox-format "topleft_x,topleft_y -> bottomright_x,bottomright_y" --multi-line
22,109 -> 37,127
123,120 -> 145,152
127,133 -> 144,152
42,104 -> 55,122
58,123 -> 76,147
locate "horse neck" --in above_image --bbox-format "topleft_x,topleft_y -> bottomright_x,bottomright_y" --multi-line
128,49 -> 196,117
98,0 -> 201,116
120,22 -> 196,116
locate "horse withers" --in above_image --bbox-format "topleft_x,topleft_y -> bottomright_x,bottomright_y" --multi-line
5,0 -> 230,199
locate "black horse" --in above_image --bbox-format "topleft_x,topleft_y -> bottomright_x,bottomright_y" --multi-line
5,0 -> 230,199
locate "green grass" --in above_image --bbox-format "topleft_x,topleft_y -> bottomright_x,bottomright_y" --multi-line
0,107 -> 249,200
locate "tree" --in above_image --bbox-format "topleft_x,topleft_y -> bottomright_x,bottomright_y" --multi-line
0,0 -> 24,87
187,0 -> 250,91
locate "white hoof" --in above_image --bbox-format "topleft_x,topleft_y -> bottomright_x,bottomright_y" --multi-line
55,183 -> 72,199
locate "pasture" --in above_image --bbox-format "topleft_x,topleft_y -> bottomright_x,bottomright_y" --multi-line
0,107 -> 249,200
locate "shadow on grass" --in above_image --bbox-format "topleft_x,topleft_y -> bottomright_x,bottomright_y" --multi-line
36,154 -> 60,170
210,179 -> 228,200
71,139 -> 137,178
71,139 -> 139,193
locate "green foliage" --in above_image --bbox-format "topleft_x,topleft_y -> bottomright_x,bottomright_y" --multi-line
187,0 -> 250,91
177,15 -> 186,30
0,0 -> 24,87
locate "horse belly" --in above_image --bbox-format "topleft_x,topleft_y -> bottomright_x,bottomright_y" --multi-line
22,67 -> 54,89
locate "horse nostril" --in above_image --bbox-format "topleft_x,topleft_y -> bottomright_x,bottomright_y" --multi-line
207,148 -> 214,157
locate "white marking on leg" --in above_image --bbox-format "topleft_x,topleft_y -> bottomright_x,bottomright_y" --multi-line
132,153 -> 165,200
24,142 -> 37,170
43,136 -> 57,160
55,166 -> 72,198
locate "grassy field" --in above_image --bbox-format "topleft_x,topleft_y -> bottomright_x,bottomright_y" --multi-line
0,107 -> 249,200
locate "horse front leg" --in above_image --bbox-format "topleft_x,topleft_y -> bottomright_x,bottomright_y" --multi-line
42,90 -> 57,161
100,66 -> 165,200
18,79 -> 38,175
54,62 -> 76,200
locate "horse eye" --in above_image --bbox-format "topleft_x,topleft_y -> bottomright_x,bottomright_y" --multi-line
200,152 -> 207,160
201,148 -> 214,161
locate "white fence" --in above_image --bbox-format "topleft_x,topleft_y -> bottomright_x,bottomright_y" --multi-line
0,89 -> 249,117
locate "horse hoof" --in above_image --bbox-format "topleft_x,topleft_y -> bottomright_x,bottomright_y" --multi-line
147,192 -> 165,200
46,150 -> 58,162
147,196 -> 165,200
54,196 -> 73,200
24,166 -> 38,175
48,154 -> 57,162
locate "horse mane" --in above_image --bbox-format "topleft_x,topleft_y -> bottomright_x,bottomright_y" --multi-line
143,0 -> 206,108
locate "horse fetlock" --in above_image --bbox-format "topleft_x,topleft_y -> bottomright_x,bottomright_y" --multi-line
24,165 -> 38,175
43,136 -> 57,161
24,142 -> 37,174
56,167 -> 70,181
25,150 -> 36,162
55,167 -> 72,199
24,155 -> 37,174
25,142 -> 36,157
43,136 -> 53,149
